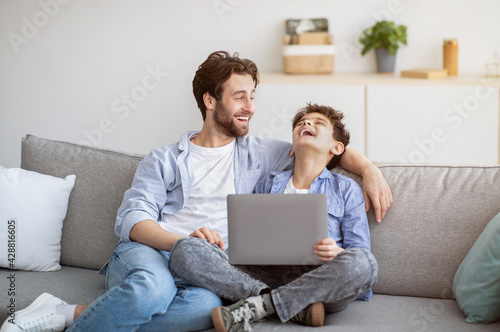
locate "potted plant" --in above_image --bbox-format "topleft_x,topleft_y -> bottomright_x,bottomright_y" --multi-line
359,20 -> 407,73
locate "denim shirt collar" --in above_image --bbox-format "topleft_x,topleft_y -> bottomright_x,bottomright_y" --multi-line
176,131 -> 198,206
270,167 -> 332,193
177,131 -> 198,151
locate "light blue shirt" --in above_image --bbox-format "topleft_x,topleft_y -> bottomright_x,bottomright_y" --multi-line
115,131 -> 294,241
254,168 -> 371,251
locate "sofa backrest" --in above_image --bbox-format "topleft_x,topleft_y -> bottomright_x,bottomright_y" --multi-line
335,165 -> 500,299
21,135 -> 500,300
21,135 -> 144,270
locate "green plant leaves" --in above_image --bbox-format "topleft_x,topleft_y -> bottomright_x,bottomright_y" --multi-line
359,20 -> 407,56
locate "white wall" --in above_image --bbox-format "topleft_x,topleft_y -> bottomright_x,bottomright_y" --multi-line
1,0 -> 499,167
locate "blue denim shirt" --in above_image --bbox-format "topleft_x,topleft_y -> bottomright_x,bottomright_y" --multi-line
254,167 -> 373,300
254,168 -> 370,251
115,131 -> 294,241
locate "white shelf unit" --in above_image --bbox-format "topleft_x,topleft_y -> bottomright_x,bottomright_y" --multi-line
258,73 -> 500,165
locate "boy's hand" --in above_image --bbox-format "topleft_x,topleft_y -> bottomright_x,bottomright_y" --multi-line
189,227 -> 225,250
314,238 -> 344,262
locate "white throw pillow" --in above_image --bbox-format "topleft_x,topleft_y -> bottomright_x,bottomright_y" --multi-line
0,166 -> 76,271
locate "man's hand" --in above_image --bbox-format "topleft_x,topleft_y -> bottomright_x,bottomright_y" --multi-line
189,227 -> 225,250
362,165 -> 393,223
337,148 -> 393,222
314,238 -> 344,262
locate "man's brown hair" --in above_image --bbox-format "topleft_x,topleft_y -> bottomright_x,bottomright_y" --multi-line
292,103 -> 350,170
192,51 -> 259,121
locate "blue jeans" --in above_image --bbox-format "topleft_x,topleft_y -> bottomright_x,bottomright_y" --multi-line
169,237 -> 378,323
67,241 -> 222,332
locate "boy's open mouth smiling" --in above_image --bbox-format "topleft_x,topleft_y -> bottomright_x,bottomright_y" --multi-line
299,128 -> 315,137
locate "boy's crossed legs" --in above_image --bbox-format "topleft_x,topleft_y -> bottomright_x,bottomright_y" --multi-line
169,237 -> 378,331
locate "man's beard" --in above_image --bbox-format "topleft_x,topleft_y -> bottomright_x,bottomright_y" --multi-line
213,101 -> 251,137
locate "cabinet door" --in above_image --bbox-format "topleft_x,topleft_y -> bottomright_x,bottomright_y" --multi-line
367,85 -> 499,165
252,83 -> 366,154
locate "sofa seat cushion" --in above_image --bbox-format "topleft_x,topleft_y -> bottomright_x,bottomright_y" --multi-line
0,266 -> 105,319
203,295 -> 500,331
3,274 -> 500,331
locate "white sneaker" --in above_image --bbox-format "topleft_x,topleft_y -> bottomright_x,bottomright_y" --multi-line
0,293 -> 67,332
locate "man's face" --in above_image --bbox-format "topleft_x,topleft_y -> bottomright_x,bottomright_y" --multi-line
292,112 -> 337,155
213,74 -> 255,137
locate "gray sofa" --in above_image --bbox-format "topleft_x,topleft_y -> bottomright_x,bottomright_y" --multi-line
1,134 -> 499,331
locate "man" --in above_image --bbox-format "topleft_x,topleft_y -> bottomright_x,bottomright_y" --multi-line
1,51 -> 392,332
169,103 -> 377,331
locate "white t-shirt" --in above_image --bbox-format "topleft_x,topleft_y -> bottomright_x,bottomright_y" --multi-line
284,176 -> 310,194
158,134 -> 236,246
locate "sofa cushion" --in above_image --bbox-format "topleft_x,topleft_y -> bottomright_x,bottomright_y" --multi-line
20,135 -> 144,270
202,295 -> 500,332
0,266 -> 106,319
453,212 -> 500,323
0,166 -> 75,271
335,165 -> 500,299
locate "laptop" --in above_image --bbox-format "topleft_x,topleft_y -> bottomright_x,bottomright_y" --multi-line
227,193 -> 328,265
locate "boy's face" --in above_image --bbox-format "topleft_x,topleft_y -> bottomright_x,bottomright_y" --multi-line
292,112 -> 344,157
210,74 -> 256,137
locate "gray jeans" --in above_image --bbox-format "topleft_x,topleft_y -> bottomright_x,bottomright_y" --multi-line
169,237 -> 378,322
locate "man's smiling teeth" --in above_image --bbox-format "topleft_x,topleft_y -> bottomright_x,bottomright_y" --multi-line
299,128 -> 315,137
236,116 -> 249,122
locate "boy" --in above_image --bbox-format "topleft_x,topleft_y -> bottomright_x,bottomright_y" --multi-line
169,103 -> 377,332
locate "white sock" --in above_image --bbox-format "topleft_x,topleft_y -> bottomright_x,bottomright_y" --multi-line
246,294 -> 275,320
260,294 -> 276,316
55,304 -> 77,327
